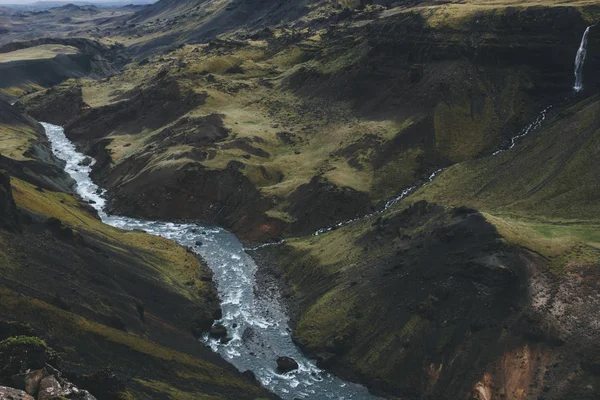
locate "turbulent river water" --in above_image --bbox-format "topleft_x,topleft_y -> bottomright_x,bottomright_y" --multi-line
42,122 -> 379,400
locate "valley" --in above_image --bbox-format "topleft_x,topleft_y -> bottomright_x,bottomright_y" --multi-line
0,1 -> 599,399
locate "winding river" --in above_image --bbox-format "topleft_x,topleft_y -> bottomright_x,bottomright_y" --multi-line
42,122 -> 379,400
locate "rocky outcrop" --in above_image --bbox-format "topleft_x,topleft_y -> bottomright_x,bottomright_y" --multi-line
20,86 -> 88,126
0,335 -> 97,400
104,159 -> 286,242
0,386 -> 34,400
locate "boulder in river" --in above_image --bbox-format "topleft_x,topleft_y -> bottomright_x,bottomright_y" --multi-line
209,324 -> 228,339
78,157 -> 93,167
276,356 -> 299,373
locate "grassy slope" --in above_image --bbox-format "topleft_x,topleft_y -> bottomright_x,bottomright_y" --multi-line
0,44 -> 79,63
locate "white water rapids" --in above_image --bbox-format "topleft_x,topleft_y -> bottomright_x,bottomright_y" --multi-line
574,25 -> 594,92
42,122 -> 379,400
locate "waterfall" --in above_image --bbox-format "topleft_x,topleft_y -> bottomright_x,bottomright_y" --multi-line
574,25 -> 594,92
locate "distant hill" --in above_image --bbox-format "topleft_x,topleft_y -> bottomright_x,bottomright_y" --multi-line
2,0 -> 156,11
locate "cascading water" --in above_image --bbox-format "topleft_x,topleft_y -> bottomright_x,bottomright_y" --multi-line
574,25 -> 594,92
42,122 -> 379,400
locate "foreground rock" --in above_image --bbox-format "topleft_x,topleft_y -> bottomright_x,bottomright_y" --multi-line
0,335 -> 96,400
0,386 -> 34,400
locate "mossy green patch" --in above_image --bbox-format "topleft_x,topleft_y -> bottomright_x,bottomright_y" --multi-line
400,315 -> 424,338
0,335 -> 47,350
436,325 -> 456,353
0,45 -> 79,63
0,235 -> 18,270
0,122 -> 39,161
296,287 -> 357,349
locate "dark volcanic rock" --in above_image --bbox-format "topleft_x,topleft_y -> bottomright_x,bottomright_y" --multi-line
152,114 -> 230,149
276,356 -> 299,373
242,370 -> 257,383
64,77 -> 208,146
209,324 -> 228,339
11,369 -> 46,396
104,160 -> 286,242
78,157 -> 92,167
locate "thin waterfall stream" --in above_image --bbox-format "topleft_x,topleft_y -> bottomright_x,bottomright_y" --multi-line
42,122 -> 379,400
574,25 -> 594,92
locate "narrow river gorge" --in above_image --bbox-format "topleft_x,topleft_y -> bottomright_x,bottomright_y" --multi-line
42,122 -> 379,400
